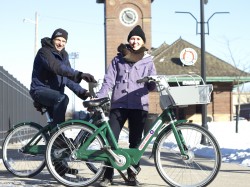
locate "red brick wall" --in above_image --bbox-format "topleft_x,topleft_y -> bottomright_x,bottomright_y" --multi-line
149,92 -> 161,114
212,83 -> 233,121
105,0 -> 152,68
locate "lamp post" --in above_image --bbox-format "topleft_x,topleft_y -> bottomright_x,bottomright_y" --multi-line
176,1 -> 229,133
69,52 -> 79,116
23,11 -> 38,57
200,0 -> 209,137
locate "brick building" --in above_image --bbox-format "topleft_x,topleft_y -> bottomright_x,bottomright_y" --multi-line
149,38 -> 250,122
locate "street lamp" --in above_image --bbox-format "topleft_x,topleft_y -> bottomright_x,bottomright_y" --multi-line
69,52 -> 79,115
175,0 -> 229,134
23,11 -> 38,57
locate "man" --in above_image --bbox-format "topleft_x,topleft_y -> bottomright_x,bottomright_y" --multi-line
30,28 -> 97,175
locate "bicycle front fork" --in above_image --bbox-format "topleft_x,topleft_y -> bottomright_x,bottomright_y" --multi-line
166,109 -> 189,158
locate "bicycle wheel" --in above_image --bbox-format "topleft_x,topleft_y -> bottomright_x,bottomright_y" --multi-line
154,123 -> 221,187
45,123 -> 105,187
2,122 -> 48,177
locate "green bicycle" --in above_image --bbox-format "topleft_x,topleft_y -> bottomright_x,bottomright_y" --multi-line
1,101 -> 128,178
45,74 -> 221,187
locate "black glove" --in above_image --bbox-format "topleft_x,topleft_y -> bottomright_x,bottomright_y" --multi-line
78,91 -> 92,100
81,73 -> 97,83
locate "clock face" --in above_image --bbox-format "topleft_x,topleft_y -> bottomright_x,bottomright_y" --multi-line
119,8 -> 138,27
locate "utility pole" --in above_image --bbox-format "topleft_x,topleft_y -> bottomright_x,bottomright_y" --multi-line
35,11 -> 38,56
176,1 -> 229,133
200,0 -> 208,131
23,11 -> 39,57
69,52 -> 79,117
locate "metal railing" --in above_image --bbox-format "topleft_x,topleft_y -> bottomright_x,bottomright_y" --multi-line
0,66 -> 46,145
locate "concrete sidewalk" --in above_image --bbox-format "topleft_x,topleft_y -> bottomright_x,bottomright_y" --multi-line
0,150 -> 250,187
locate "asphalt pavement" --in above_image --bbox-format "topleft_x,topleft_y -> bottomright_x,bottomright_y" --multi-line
0,148 -> 250,187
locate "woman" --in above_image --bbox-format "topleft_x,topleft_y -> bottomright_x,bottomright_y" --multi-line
96,25 -> 157,186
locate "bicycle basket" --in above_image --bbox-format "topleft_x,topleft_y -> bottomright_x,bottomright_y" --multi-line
158,75 -> 213,109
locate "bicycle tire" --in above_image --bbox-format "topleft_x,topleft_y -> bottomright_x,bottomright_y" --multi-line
2,122 -> 48,177
154,123 -> 221,187
45,123 -> 105,187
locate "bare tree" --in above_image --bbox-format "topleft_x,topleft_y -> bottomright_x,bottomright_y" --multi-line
226,41 -> 250,133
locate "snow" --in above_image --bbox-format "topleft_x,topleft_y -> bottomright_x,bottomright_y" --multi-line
207,121 -> 250,167
0,121 -> 249,169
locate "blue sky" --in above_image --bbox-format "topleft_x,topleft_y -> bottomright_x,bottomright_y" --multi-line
0,0 -> 249,109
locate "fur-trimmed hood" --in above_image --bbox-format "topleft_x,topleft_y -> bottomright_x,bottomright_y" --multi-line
117,43 -> 148,63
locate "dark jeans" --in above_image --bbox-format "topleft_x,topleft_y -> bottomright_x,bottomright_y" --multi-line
31,88 -> 69,127
104,108 -> 148,179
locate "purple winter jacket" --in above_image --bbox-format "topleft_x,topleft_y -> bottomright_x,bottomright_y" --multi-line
96,52 -> 156,111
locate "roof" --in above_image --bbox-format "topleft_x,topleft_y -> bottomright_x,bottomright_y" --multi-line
152,37 -> 250,83
151,42 -> 169,57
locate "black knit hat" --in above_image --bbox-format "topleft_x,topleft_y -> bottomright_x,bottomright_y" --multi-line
51,28 -> 68,41
127,25 -> 146,43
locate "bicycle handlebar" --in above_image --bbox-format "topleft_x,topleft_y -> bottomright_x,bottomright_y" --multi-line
136,77 -> 150,83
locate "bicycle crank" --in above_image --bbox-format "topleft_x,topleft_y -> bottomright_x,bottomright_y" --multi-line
101,146 -> 131,169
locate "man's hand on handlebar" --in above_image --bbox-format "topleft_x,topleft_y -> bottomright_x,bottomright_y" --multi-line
81,73 -> 97,83
78,91 -> 93,100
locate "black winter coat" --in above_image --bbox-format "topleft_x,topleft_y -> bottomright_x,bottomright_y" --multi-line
30,37 -> 86,98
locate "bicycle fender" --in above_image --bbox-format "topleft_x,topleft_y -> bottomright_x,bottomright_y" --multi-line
7,122 -> 43,133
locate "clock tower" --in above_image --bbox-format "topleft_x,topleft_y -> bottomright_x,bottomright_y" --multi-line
96,0 -> 154,70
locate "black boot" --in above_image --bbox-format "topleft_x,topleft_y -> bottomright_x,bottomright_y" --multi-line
53,161 -> 78,176
126,166 -> 140,186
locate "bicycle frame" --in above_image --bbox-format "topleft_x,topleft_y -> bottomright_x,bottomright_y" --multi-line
72,106 -> 189,171
11,106 -> 104,156
19,123 -> 51,155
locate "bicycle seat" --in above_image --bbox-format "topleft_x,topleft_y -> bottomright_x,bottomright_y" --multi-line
83,97 -> 110,108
